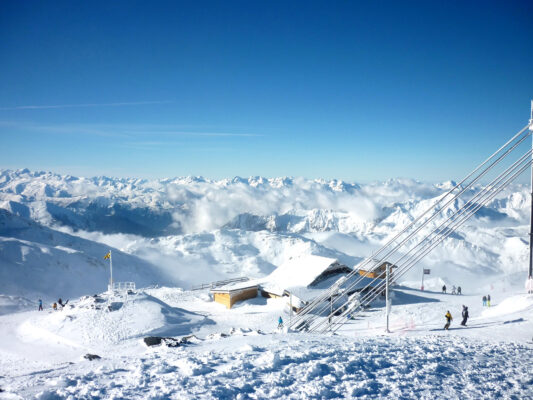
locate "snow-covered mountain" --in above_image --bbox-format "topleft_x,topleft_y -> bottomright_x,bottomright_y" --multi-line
0,209 -> 170,300
0,168 -> 530,298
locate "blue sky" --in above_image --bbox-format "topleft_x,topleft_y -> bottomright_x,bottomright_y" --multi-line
1,1 -> 532,182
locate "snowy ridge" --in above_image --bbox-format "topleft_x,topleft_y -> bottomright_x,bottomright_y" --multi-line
20,291 -> 212,346
0,209 -> 168,300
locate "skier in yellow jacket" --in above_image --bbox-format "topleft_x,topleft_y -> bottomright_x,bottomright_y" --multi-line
444,310 -> 452,330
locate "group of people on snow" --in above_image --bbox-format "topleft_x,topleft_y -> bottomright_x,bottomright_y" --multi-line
482,294 -> 491,307
38,298 -> 68,311
442,285 -> 461,295
444,305 -> 469,330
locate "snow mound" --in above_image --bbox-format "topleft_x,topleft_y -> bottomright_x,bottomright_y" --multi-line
18,291 -> 212,346
481,294 -> 533,318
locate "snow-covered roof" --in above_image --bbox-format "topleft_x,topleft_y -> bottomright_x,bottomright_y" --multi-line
262,254 -> 342,290
286,272 -> 378,304
210,282 -> 258,293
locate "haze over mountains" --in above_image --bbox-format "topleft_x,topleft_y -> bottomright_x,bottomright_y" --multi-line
0,168 -> 530,300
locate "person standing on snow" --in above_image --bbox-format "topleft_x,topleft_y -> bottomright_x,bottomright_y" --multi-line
278,316 -> 283,329
487,294 -> 491,307
460,305 -> 469,326
38,299 -> 43,311
482,295 -> 487,306
444,310 -> 452,330
442,285 -> 447,294
457,286 -> 462,295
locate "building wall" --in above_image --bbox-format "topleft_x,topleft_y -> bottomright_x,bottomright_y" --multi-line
229,287 -> 258,308
213,292 -> 232,309
359,269 -> 394,280
359,269 -> 382,279
213,287 -> 258,309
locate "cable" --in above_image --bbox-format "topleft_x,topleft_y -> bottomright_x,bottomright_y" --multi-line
290,126 -> 531,329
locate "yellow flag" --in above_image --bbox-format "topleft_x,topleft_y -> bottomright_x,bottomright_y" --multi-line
104,251 -> 111,260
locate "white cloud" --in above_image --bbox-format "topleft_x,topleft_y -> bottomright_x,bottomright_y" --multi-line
0,101 -> 172,110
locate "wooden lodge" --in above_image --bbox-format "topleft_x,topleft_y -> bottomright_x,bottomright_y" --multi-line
211,284 -> 258,309
358,261 -> 397,279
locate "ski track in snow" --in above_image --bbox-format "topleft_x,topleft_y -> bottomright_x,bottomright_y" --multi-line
2,335 -> 532,400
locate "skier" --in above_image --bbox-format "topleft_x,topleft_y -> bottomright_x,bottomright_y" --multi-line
442,285 -> 447,294
451,285 -> 456,295
482,295 -> 487,306
487,294 -> 491,307
278,316 -> 283,329
457,286 -> 462,295
460,305 -> 469,326
52,302 -> 57,311
38,299 -> 43,311
444,310 -> 452,330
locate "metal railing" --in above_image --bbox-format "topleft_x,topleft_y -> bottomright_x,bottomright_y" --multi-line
109,282 -> 136,292
191,277 -> 250,291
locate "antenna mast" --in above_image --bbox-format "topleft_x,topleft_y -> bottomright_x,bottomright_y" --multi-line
528,100 -> 533,280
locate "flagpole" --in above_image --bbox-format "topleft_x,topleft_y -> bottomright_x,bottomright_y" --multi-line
109,250 -> 113,291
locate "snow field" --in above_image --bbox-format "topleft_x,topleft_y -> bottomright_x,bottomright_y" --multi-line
2,334 -> 532,399
1,286 -> 533,399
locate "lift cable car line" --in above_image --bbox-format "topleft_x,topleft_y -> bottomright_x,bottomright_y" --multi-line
322,150 -> 533,334
289,124 -> 531,330
319,149 -> 533,333
290,120 -> 533,333
322,149 -> 533,334
295,130 -> 533,330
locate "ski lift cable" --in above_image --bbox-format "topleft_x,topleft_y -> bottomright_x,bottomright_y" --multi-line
290,127 -> 531,327
387,147 -> 533,278
327,158 -> 533,333
311,148 -> 533,333
323,157 -> 533,334
303,145 -> 533,332
391,158 -> 533,287
291,125 -> 531,330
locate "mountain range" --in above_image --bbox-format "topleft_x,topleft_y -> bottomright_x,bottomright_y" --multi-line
0,168 -> 530,299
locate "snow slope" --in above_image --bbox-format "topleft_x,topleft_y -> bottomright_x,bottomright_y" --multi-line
0,285 -> 531,399
0,209 -> 168,300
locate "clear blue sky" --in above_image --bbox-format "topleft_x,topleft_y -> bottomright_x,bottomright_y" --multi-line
1,0 -> 532,182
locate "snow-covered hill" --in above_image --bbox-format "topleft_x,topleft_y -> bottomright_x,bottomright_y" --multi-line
0,209 -> 169,300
